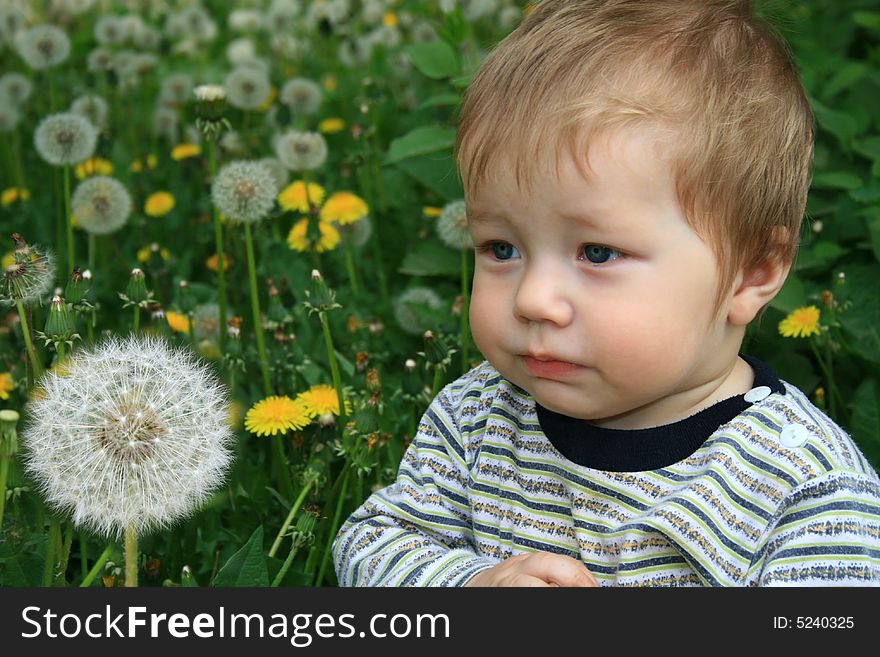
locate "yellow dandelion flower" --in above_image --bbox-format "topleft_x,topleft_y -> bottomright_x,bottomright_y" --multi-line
144,191 -> 175,217
171,143 -> 201,161
165,311 -> 191,334
298,384 -> 352,417
0,372 -> 14,400
205,253 -> 230,272
136,244 -> 171,263
319,191 -> 368,225
383,12 -> 398,27
1,187 -> 30,206
323,75 -> 337,92
1,251 -> 14,269
245,395 -> 313,436
75,157 -> 114,179
778,305 -> 821,339
422,206 -> 442,218
130,154 -> 157,173
257,85 -> 277,113
318,117 -> 346,134
287,218 -> 340,253
278,180 -> 326,212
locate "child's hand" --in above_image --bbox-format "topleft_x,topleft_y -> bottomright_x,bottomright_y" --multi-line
464,552 -> 599,587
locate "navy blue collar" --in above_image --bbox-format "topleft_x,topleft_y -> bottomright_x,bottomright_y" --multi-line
535,354 -> 785,472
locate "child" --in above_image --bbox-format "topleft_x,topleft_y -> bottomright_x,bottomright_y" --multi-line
333,0 -> 880,586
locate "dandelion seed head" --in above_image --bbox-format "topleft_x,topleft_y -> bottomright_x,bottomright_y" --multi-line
16,24 -> 71,70
436,199 -> 473,250
0,100 -> 20,132
34,112 -> 98,166
224,67 -> 271,111
345,214 -> 373,249
70,94 -> 108,130
228,9 -> 264,33
274,130 -> 328,172
94,15 -> 125,46
279,77 -> 322,115
159,73 -> 193,106
394,287 -> 444,335
257,157 -> 290,191
0,241 -> 55,307
193,303 -> 221,342
0,72 -> 33,105
0,5 -> 29,43
267,0 -> 301,33
21,334 -> 234,538
226,38 -> 256,66
87,47 -> 114,73
152,106 -> 179,142
212,160 -> 278,224
71,176 -> 132,235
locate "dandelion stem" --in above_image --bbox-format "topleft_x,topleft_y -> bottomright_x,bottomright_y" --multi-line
79,532 -> 88,578
87,234 -> 95,272
460,247 -> 470,374
80,543 -> 112,587
124,525 -> 138,587
343,236 -> 360,296
319,310 -> 348,431
268,476 -> 315,558
270,539 -> 301,587
244,223 -> 272,395
314,464 -> 352,587
56,521 -> 73,585
808,337 -> 845,421
0,446 -> 10,530
430,367 -> 443,399
133,305 -> 140,333
208,140 -> 227,353
15,300 -> 42,384
42,518 -> 61,587
63,164 -> 74,278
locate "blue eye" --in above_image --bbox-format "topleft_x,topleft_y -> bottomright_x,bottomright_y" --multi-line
581,244 -> 621,264
491,242 -> 520,260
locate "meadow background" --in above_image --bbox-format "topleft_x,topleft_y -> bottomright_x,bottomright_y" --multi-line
0,0 -> 878,587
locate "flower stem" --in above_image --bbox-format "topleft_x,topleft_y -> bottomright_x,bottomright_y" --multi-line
208,139 -> 227,353
270,539 -> 302,587
0,447 -> 10,530
124,525 -> 138,587
314,464 -> 351,587
460,247 -> 470,374
88,234 -> 96,272
319,310 -> 348,431
269,476 -> 315,558
244,223 -> 272,395
42,518 -> 61,587
133,305 -> 140,333
79,543 -> 112,587
63,164 -> 74,278
430,367 -> 443,399
16,300 -> 42,385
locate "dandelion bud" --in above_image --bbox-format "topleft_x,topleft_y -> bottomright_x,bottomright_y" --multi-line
821,290 -> 833,308
125,268 -> 148,304
405,358 -> 416,372
82,269 -> 92,281
194,84 -> 227,119
177,279 -> 196,314
366,367 -> 380,392
44,295 -> 75,338
0,409 -> 20,457
422,330 -> 453,367
356,351 -> 369,373
65,266 -> 89,304
318,412 -> 336,427
304,269 -> 340,314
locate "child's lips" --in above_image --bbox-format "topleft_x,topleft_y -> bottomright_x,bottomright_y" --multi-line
521,354 -> 584,378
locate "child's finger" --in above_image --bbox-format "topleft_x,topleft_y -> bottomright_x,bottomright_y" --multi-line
519,553 -> 599,587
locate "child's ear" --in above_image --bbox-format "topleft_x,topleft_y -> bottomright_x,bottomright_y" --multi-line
727,254 -> 792,326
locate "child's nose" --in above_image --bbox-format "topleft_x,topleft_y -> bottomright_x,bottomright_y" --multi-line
513,264 -> 574,326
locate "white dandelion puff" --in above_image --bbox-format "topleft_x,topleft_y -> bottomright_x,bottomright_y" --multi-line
267,0 -> 301,33
94,15 -> 125,46
224,67 -> 271,111
16,24 -> 71,70
279,77 -> 322,115
211,160 -> 278,224
0,100 -> 20,133
228,9 -> 264,33
70,94 -> 108,130
436,199 -> 473,250
71,176 -> 132,235
159,73 -> 193,106
34,112 -> 98,166
394,287 -> 444,335
193,303 -> 220,342
345,214 -> 372,249
87,47 -> 114,73
1,237 -> 55,307
274,130 -> 328,172
257,157 -> 290,191
21,334 -> 234,539
0,72 -> 33,105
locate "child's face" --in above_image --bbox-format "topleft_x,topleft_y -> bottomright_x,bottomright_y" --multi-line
467,127 -> 746,429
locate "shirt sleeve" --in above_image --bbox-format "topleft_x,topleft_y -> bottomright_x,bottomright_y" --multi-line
332,383 -> 498,586
752,470 -> 880,586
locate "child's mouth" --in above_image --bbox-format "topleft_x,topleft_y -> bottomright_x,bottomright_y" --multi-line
521,355 -> 583,378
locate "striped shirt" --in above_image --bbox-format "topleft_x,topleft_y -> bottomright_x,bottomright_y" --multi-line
333,360 -> 880,586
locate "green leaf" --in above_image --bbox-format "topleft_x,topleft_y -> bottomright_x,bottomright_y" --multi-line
867,213 -> 880,263
765,351 -> 819,396
810,240 -> 846,264
812,102 -> 860,146
385,126 -> 457,164
837,263 -> 880,367
405,41 -> 460,80
394,152 -> 463,201
770,273 -> 806,314
212,526 -> 269,587
810,171 -> 862,190
848,183 -> 880,204
849,379 -> 880,468
418,93 -> 462,110
399,240 -> 462,277
822,62 -> 868,99
853,11 -> 880,32
853,136 -> 880,162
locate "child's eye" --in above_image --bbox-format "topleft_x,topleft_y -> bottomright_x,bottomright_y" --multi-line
580,244 -> 622,265
478,241 -> 520,261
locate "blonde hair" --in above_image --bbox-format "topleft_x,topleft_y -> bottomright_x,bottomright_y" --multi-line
456,0 -> 814,321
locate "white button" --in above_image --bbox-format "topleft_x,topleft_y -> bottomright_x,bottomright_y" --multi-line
743,386 -> 772,403
779,424 -> 810,448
